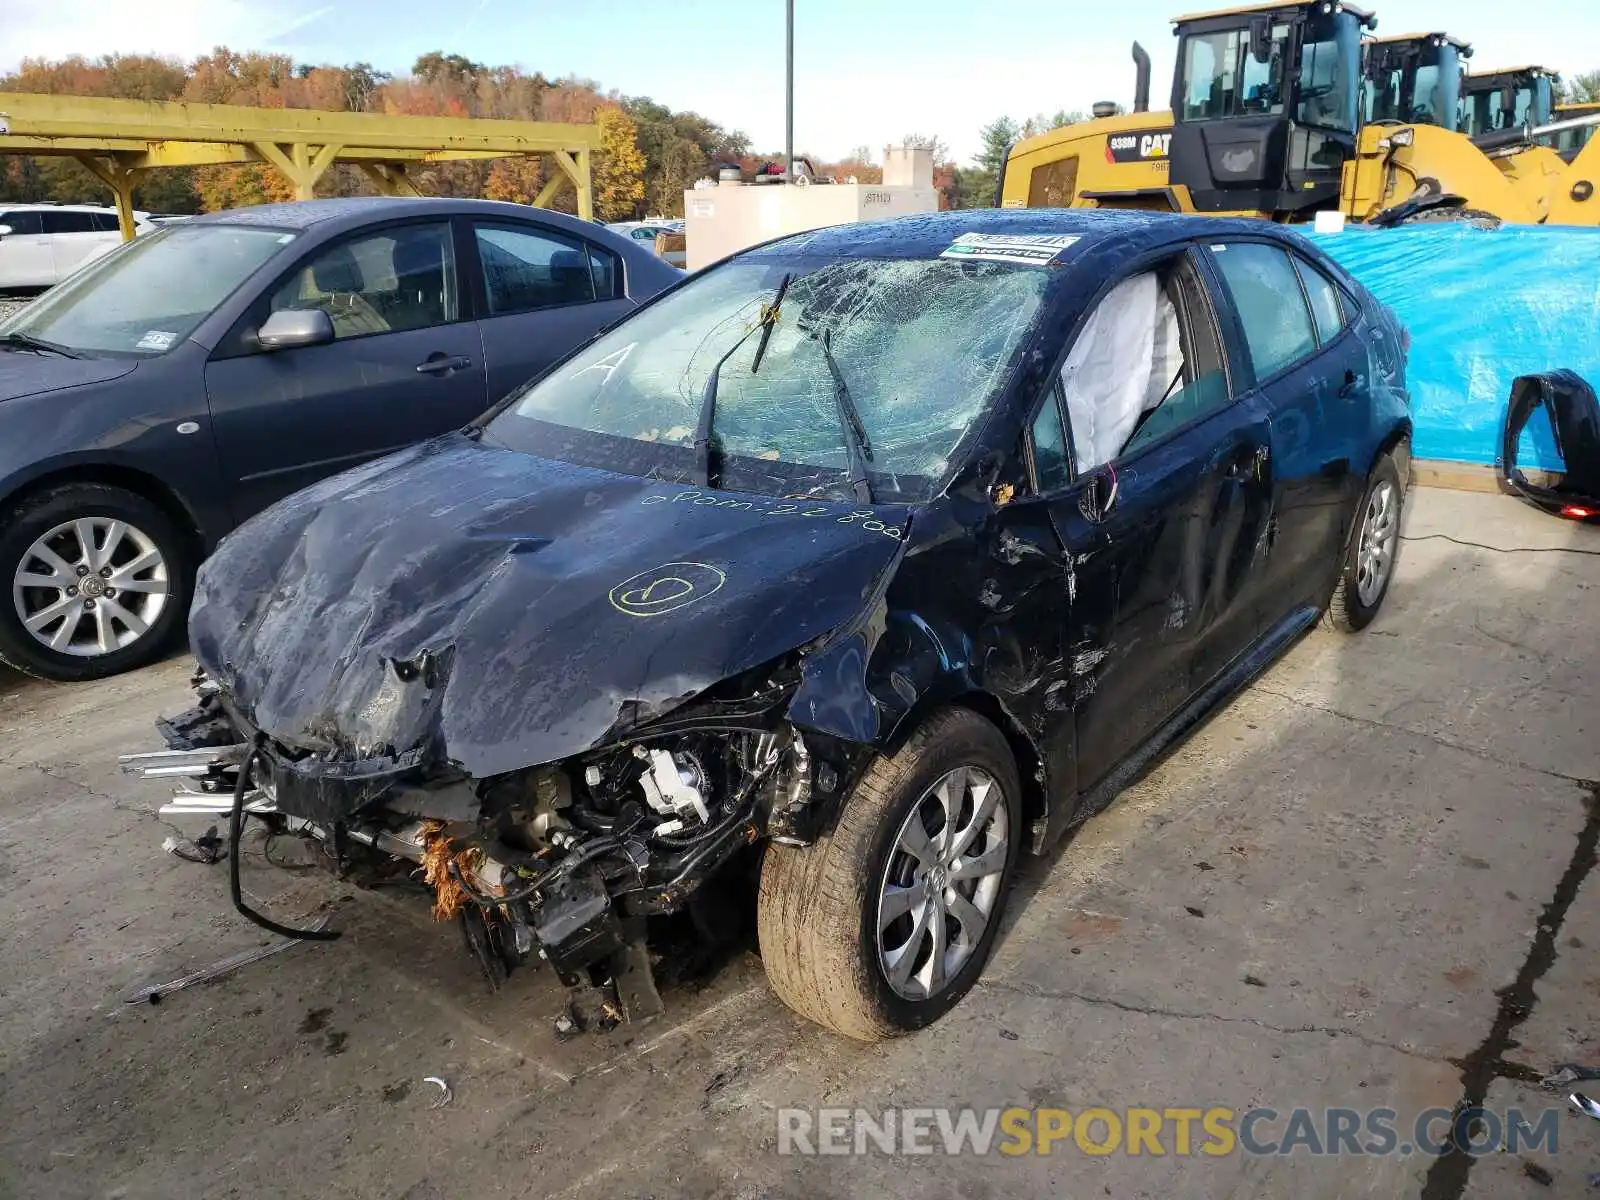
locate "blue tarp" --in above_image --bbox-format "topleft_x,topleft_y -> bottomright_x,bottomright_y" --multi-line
1310,224 -> 1600,469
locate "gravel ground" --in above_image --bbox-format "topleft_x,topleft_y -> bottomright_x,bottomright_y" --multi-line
0,297 -> 29,322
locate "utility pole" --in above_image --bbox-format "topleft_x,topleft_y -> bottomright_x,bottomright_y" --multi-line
785,0 -> 795,182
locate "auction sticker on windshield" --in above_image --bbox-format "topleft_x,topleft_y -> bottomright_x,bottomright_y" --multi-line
940,232 -> 1081,266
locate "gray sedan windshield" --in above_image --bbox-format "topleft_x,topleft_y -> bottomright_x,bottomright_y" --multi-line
485,255 -> 1049,499
0,223 -> 294,356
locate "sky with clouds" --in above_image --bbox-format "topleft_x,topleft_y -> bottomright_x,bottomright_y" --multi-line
1,0 -> 1596,162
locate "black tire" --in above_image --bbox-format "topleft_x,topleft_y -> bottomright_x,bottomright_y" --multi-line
1398,207 -> 1502,229
1325,456 -> 1404,633
0,483 -> 192,681
757,707 -> 1023,1041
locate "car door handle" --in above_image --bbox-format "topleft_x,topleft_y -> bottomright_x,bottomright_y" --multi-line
1339,369 -> 1366,398
416,354 -> 472,375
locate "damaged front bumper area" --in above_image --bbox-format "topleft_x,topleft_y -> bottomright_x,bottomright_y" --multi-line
122,664 -> 854,1028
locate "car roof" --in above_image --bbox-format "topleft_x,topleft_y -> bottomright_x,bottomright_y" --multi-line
740,208 -> 1302,263
185,196 -> 606,242
0,202 -> 134,213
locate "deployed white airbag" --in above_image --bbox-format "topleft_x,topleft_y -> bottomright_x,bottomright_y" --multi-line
1061,272 -> 1160,473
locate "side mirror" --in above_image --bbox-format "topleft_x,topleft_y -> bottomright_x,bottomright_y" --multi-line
0,225 -> 12,239
256,308 -> 334,351
1249,16 -> 1273,64
1077,469 -> 1119,524
1500,85 -> 1517,123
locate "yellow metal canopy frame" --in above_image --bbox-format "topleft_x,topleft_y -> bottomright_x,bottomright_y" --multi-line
0,92 -> 600,238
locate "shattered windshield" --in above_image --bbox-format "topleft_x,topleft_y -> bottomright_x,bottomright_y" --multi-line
483,253 -> 1051,501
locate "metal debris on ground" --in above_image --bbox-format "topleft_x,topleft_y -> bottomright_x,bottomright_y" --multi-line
122,916 -> 331,1003
1543,1063 -> 1600,1089
161,825 -> 224,865
423,1076 -> 453,1109
1569,1092 -> 1600,1122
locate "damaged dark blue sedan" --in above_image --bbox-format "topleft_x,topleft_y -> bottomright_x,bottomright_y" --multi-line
127,210 -> 1411,1041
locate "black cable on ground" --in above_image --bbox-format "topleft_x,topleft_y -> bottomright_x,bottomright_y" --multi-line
230,745 -> 341,941
1401,532 -> 1600,557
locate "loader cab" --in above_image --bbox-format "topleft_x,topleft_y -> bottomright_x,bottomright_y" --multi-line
1361,33 -> 1470,131
1170,0 -> 1376,215
1461,68 -> 1558,136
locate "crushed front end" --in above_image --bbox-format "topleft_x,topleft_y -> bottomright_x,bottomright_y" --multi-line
122,661 -> 855,1028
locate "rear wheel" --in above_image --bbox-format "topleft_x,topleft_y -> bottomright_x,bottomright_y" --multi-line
0,483 -> 191,681
1325,457 -> 1403,633
757,707 -> 1022,1041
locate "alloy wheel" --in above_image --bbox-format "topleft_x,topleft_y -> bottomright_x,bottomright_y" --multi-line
876,765 -> 1009,1001
1355,479 -> 1398,607
11,517 -> 170,658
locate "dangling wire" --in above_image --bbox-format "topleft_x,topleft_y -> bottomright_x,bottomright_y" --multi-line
229,743 -> 341,942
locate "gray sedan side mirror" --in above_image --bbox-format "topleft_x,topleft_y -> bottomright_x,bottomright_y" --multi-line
256,308 -> 334,351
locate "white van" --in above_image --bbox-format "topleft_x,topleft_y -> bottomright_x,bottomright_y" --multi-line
0,204 -> 154,290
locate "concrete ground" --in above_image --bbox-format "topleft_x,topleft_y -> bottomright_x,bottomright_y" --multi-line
2,484 -> 1599,1199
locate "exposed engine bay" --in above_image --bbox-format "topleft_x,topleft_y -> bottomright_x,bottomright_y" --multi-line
123,660 -> 861,1028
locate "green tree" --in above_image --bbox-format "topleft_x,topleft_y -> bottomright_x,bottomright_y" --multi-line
967,117 -> 1020,208
1020,110 -> 1085,138
1565,70 -> 1600,104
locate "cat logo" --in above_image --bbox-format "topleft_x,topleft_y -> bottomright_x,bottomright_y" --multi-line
1107,130 -> 1173,164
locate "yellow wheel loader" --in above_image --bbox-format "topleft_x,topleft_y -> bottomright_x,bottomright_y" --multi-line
998,1 -> 1600,227
1551,102 -> 1600,162
1000,1 -> 1379,217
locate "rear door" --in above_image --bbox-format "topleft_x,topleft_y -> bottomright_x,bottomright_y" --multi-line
1206,240 -> 1363,617
0,211 -> 54,287
204,218 -> 489,518
465,219 -> 634,404
42,210 -> 110,281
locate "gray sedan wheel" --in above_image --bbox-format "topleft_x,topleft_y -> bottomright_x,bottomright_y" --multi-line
14,517 -> 170,657
0,483 -> 190,681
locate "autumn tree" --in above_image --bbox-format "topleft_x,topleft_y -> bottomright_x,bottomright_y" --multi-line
901,132 -> 951,163
483,157 -> 544,205
0,48 -> 742,221
594,105 -> 647,221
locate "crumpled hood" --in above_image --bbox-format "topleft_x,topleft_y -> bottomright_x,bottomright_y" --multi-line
0,349 -> 137,402
191,433 -> 911,778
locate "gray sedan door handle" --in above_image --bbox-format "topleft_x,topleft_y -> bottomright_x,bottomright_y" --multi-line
416,354 -> 472,375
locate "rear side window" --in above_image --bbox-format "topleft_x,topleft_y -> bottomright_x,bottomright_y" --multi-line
1209,242 -> 1318,380
88,213 -> 122,232
474,222 -> 618,314
1293,257 -> 1346,345
41,211 -> 99,234
0,211 -> 43,235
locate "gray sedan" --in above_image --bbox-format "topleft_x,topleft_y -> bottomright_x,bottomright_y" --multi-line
0,197 -> 682,681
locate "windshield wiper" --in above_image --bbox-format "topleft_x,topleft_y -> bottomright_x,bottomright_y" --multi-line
812,328 -> 875,503
0,332 -> 82,359
693,272 -> 792,487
